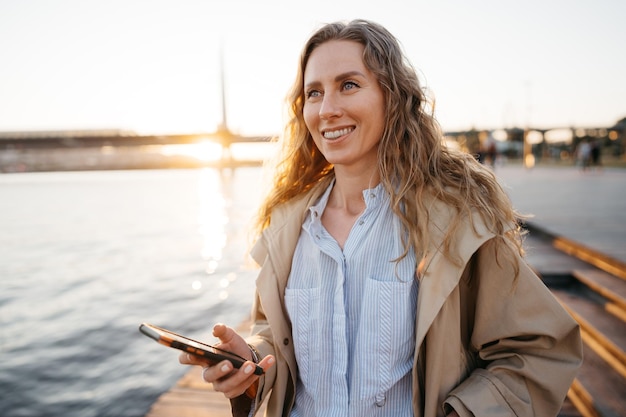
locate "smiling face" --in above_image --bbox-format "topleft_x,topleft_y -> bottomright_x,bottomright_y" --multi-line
302,40 -> 386,174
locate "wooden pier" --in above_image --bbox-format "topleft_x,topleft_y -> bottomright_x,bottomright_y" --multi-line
145,367 -> 234,417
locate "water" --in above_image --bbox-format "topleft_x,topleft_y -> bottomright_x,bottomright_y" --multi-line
0,167 -> 268,417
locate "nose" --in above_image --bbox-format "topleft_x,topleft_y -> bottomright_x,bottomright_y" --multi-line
318,92 -> 342,119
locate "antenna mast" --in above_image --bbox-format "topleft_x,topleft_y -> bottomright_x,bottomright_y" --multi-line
219,45 -> 228,133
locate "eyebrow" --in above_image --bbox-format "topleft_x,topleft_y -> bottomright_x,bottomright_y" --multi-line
304,70 -> 367,89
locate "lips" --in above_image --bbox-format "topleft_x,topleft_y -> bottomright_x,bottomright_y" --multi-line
322,127 -> 354,139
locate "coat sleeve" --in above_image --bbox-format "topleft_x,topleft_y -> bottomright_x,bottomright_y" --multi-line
445,238 -> 583,417
245,292 -> 279,409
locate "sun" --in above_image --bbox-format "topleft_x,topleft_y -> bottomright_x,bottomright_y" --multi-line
160,141 -> 224,162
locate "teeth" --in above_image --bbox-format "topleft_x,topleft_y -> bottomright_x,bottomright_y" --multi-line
323,127 -> 353,139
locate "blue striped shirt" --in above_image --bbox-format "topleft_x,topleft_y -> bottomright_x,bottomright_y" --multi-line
285,181 -> 418,417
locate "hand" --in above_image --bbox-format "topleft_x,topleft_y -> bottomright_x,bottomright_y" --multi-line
178,323 -> 275,399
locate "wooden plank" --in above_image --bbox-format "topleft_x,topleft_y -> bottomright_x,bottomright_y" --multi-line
146,367 -> 232,417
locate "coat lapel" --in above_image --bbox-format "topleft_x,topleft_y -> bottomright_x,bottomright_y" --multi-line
250,179 -> 332,384
414,196 -> 500,350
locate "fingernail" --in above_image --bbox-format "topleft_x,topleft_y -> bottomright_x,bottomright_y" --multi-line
243,364 -> 253,375
221,363 -> 230,372
268,357 -> 275,365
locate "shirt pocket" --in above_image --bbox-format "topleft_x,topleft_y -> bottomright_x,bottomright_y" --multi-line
285,287 -> 322,397
354,276 -> 417,401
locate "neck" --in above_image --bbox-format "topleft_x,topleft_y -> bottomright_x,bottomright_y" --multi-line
330,167 -> 381,216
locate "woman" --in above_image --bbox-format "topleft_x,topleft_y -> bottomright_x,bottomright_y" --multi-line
180,19 -> 582,417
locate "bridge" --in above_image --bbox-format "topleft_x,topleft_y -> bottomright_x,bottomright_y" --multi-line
1,122 -> 621,150
0,128 -> 272,150
0,127 -> 275,172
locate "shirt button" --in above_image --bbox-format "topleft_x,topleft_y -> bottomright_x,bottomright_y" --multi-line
358,220 -> 364,225
283,338 -> 289,346
375,394 -> 386,407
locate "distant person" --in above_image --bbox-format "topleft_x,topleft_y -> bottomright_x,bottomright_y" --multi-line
179,19 -> 582,417
576,139 -> 592,170
590,139 -> 602,170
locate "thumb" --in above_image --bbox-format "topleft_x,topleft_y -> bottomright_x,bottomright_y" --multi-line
211,324 -> 250,359
212,323 -> 235,343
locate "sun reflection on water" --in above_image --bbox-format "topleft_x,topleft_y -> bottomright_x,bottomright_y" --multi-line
194,168 -> 230,292
189,164 -> 269,297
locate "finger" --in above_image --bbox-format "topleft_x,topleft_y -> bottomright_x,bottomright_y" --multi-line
210,325 -> 251,360
179,352 -> 194,364
258,355 -> 275,372
216,361 -> 260,399
179,352 -> 212,367
202,360 -> 234,384
212,323 -> 234,344
243,355 -> 275,399
219,356 -> 275,399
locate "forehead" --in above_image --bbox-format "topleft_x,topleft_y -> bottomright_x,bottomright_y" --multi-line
304,40 -> 367,81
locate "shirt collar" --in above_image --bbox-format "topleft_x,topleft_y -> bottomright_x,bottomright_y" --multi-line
307,179 -> 388,223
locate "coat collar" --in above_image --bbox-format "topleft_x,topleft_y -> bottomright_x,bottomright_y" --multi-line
251,176 -> 333,282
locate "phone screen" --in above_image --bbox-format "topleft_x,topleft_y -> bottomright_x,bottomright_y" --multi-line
139,323 -> 263,375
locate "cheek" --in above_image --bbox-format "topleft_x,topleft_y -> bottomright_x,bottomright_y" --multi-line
302,106 -> 318,132
372,102 -> 386,136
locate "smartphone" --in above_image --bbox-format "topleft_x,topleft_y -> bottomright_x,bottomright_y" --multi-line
139,323 -> 263,375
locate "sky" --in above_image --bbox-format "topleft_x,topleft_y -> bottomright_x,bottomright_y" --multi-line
0,0 -> 624,137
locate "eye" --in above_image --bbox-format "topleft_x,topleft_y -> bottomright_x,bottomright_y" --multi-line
305,89 -> 322,99
342,80 -> 360,91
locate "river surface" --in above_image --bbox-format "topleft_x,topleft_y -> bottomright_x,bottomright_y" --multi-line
0,167 -> 267,416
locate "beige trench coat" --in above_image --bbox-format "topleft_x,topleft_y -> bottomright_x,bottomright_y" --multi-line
244,178 -> 582,417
